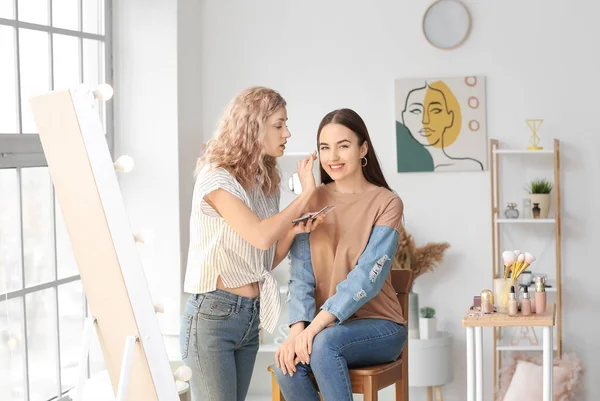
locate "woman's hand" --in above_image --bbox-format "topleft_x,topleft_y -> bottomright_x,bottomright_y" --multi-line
291,212 -> 325,235
294,326 -> 318,365
293,312 -> 335,365
275,335 -> 299,376
297,152 -> 317,195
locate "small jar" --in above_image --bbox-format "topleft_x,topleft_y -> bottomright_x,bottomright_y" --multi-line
518,271 -> 533,286
480,289 -> 494,314
504,202 -> 520,219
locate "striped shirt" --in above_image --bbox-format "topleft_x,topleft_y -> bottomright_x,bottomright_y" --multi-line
183,164 -> 281,333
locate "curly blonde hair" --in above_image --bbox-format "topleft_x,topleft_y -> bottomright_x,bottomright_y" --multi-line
196,86 -> 286,195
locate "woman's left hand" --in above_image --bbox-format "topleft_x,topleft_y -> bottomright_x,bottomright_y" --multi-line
294,326 -> 318,364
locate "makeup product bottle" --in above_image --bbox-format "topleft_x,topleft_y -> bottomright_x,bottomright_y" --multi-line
481,290 -> 493,314
523,198 -> 532,219
504,203 -> 519,219
521,286 -> 532,316
535,276 -> 546,314
532,203 -> 541,219
508,286 -> 518,316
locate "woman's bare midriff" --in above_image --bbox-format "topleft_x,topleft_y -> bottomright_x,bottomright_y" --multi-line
216,276 -> 259,298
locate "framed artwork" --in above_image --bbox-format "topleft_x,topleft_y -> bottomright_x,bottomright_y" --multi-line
395,76 -> 487,172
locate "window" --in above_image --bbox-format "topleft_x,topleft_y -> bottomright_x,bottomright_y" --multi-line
0,1 -> 112,400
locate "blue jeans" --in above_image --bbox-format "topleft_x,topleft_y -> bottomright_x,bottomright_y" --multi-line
274,319 -> 407,401
180,290 -> 260,401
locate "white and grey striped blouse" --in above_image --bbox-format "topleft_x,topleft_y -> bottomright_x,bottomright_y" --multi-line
183,163 -> 281,333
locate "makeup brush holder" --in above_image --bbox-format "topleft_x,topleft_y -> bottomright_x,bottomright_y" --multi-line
493,278 -> 518,314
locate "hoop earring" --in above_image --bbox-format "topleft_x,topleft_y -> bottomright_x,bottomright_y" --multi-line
361,157 -> 368,167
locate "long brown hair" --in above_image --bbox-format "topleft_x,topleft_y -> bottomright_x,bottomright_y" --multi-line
317,109 -> 392,191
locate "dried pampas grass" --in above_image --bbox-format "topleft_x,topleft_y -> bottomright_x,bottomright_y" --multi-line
392,225 -> 450,281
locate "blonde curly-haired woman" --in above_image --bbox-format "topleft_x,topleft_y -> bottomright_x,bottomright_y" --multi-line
180,87 -> 322,401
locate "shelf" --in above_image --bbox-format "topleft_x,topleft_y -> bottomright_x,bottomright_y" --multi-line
497,343 -> 558,352
496,218 -> 555,224
489,138 -> 563,399
496,329 -> 558,352
493,149 -> 554,155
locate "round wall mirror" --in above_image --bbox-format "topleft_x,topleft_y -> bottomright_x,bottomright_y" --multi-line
422,0 -> 471,50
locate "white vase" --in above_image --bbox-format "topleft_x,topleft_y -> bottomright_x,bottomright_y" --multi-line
408,291 -> 420,339
419,317 -> 437,339
528,193 -> 551,219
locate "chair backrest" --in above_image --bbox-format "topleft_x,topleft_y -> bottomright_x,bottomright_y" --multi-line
391,269 -> 413,316
391,269 -> 413,392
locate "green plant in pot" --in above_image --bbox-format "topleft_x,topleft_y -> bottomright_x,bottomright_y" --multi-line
527,178 -> 553,219
419,306 -> 437,339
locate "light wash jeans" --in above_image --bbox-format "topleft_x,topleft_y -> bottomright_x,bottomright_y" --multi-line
274,318 -> 408,401
180,290 -> 260,401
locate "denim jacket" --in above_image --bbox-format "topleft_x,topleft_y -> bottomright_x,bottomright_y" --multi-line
287,225 -> 399,326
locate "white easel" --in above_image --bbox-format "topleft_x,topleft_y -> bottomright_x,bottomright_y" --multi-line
72,317 -> 138,401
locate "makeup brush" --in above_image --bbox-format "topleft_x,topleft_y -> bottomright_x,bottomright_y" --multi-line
502,250 -> 517,280
512,253 -> 525,279
515,252 -> 536,279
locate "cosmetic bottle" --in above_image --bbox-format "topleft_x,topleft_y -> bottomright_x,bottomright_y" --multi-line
521,286 -> 532,316
481,290 -> 493,314
535,276 -> 547,314
508,286 -> 518,316
532,203 -> 541,219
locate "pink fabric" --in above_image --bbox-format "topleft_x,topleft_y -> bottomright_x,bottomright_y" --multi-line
498,353 -> 583,401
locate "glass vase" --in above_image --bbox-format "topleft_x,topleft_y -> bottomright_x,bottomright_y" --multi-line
493,278 -> 518,314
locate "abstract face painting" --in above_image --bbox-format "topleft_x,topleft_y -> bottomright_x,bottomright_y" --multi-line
395,76 -> 487,172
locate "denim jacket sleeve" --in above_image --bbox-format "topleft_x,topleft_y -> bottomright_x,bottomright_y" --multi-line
287,233 -> 317,326
320,225 -> 399,324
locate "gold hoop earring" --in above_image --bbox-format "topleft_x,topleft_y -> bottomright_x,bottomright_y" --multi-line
361,157 -> 368,167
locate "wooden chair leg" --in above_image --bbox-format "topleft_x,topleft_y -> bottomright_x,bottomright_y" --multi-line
427,386 -> 433,401
363,376 -> 378,401
271,372 -> 285,401
435,386 -> 443,401
395,380 -> 406,401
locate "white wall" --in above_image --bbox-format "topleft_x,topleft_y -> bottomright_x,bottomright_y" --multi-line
112,0 -> 600,399
176,1 -> 600,400
112,0 -> 181,337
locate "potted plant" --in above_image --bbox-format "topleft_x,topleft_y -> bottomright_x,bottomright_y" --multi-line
419,306 -> 437,339
527,178 -> 553,219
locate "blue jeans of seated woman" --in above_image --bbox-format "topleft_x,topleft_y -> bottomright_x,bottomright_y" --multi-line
180,290 -> 260,401
274,318 -> 408,401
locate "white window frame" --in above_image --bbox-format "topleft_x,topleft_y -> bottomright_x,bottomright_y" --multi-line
0,1 -> 113,400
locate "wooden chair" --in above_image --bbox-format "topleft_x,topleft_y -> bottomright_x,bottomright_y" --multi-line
268,269 -> 413,401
